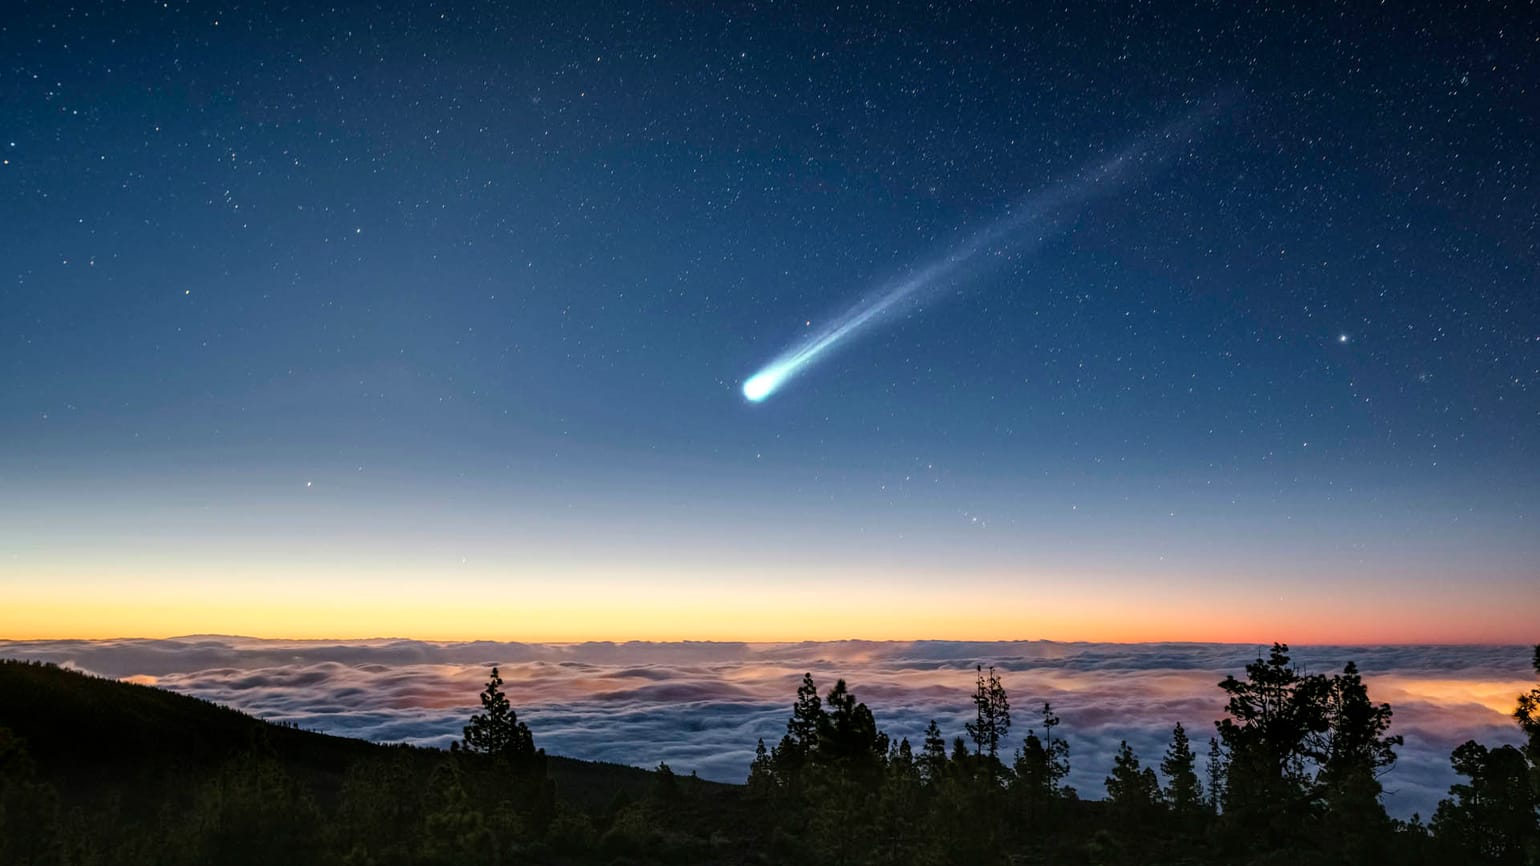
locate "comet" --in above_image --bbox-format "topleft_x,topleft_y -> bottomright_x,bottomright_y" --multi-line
740,102 -> 1224,403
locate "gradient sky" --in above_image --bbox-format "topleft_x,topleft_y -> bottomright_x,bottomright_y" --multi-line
3,1 -> 1536,642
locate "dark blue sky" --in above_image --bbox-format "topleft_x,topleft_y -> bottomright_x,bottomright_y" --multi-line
3,1 -> 1536,641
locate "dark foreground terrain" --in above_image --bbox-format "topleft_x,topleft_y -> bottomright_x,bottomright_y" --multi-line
2,646 -> 1538,865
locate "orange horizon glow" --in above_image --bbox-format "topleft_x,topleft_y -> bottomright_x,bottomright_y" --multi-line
5,567 -> 1534,646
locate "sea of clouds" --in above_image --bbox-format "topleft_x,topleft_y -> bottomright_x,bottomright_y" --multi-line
1,637 -> 1530,819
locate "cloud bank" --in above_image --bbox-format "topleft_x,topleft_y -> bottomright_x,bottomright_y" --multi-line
2,637 -> 1529,819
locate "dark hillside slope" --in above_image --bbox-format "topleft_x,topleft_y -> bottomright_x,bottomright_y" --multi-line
0,659 -> 708,810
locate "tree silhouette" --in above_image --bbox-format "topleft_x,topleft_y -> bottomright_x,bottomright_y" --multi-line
1524,645 -> 1540,855
1515,644 -> 1540,781
1104,740 -> 1161,824
965,665 -> 1011,762
1316,662 -> 1400,778
1432,741 -> 1537,865
770,672 -> 825,792
461,667 -> 534,761
16,645 -> 1532,865
1210,642 -> 1410,859
1012,702 -> 1071,832
1205,736 -> 1226,814
788,672 -> 823,753
1160,722 -> 1205,820
818,679 -> 889,771
652,761 -> 678,801
803,680 -> 891,866
1215,642 -> 1326,847
870,739 -> 924,866
747,737 -> 776,799
1040,701 -> 1070,794
920,720 -> 949,788
1315,660 -> 1401,855
1013,734 -> 1051,799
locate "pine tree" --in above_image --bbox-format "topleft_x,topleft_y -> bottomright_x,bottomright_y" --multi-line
1439,644 -> 1540,862
1431,741 -> 1537,863
788,672 -> 823,753
1105,741 -> 1161,823
1315,661 -> 1400,837
747,738 -> 776,798
1012,704 -> 1071,830
653,761 -> 679,802
461,667 -> 535,761
965,665 -> 1011,761
870,739 -> 924,866
1014,733 -> 1050,796
1205,737 -> 1226,814
1039,702 -> 1070,795
1215,643 -> 1325,839
1523,645 -> 1540,829
817,679 -> 889,780
805,680 -> 891,866
769,672 -> 828,798
920,720 -> 948,788
1514,644 -> 1540,770
1160,722 -> 1204,818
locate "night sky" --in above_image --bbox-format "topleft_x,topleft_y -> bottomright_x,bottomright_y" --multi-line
4,1 -> 1536,641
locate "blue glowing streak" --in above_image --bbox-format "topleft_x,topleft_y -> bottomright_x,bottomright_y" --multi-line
741,258 -> 950,402
740,103 -> 1222,403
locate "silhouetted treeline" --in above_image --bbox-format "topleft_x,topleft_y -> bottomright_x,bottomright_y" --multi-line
2,644 -> 1539,865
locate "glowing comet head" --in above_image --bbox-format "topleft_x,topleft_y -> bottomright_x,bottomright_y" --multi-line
736,103 -> 1222,406
742,368 -> 784,402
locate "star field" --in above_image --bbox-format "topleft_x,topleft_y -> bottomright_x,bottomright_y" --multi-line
1,0 -> 1536,641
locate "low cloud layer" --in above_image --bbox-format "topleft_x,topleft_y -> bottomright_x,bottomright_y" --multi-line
2,637 -> 1530,819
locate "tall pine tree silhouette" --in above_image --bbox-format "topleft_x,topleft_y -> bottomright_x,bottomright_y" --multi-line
461,667 -> 535,760
1161,722 -> 1204,819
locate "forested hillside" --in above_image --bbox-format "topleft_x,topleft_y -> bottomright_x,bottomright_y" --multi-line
2,644 -> 1537,865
